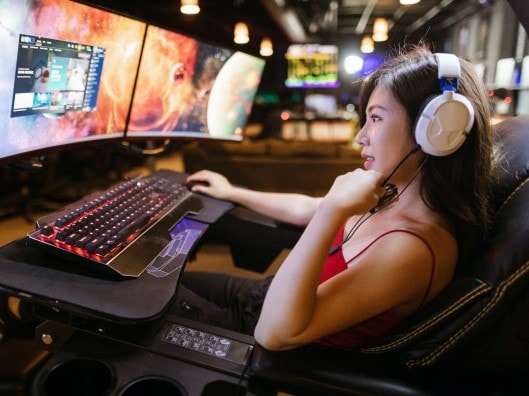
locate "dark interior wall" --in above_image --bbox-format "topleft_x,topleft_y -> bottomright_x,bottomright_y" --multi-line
508,0 -> 529,35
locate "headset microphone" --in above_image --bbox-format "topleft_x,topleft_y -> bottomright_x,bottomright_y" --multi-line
380,144 -> 421,187
331,146 -> 422,254
332,144 -> 422,253
370,144 -> 421,214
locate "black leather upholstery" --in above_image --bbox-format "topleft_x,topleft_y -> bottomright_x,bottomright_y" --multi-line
248,116 -> 529,395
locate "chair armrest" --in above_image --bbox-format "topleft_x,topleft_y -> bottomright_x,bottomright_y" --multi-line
249,344 -> 437,396
248,342 -> 526,396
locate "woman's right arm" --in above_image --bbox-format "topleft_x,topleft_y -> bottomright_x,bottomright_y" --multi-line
186,170 -> 321,226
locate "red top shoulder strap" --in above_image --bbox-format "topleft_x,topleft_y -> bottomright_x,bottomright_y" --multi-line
345,229 -> 436,308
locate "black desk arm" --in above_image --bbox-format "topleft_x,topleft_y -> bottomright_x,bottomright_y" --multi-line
206,206 -> 303,273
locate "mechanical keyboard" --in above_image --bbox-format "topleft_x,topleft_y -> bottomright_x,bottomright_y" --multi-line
27,170 -> 227,278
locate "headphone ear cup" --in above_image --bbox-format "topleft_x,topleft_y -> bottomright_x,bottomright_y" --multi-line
412,93 -> 436,145
414,91 -> 475,156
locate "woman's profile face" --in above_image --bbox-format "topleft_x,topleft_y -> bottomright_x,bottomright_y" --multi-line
356,86 -> 419,181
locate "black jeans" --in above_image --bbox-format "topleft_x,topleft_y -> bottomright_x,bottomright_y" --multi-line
170,271 -> 273,335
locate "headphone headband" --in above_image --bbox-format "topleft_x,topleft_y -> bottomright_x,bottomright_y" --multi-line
435,53 -> 461,93
435,53 -> 461,80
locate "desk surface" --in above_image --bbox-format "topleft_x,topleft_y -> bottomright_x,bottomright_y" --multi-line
0,170 -> 237,325
0,237 -> 182,324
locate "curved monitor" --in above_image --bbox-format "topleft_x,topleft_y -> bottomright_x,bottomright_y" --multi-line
0,0 -> 146,165
126,25 -> 266,142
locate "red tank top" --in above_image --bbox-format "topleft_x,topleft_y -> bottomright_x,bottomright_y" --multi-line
316,222 -> 435,349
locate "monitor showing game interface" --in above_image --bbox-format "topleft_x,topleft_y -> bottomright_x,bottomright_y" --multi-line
0,0 -> 146,164
285,44 -> 340,89
126,25 -> 266,141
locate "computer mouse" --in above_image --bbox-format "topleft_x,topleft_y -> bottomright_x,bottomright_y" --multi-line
184,181 -> 209,190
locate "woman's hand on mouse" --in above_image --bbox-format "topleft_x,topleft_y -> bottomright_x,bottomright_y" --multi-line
186,170 -> 235,200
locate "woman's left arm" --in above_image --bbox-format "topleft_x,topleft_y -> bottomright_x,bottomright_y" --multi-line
254,218 -> 439,350
254,169 -> 391,349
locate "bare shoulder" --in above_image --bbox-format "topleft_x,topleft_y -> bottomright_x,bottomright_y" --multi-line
388,218 -> 458,306
338,220 -> 455,317
398,218 -> 458,268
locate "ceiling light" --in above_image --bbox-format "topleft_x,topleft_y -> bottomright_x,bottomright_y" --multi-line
372,17 -> 388,42
360,35 -> 374,53
400,0 -> 420,4
234,22 -> 249,44
260,37 -> 273,56
180,0 -> 200,15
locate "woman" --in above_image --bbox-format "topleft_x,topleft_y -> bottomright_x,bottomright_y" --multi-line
175,45 -> 494,351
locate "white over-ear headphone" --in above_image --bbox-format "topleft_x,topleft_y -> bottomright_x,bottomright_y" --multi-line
414,53 -> 475,156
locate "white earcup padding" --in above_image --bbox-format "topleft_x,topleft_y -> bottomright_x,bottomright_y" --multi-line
415,91 -> 475,156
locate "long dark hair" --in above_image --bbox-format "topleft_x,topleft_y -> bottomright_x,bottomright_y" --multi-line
359,45 -> 494,266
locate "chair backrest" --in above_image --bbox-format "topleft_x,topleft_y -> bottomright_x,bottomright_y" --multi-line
361,115 -> 529,372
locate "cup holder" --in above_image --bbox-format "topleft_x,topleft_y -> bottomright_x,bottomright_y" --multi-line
40,358 -> 114,395
119,376 -> 186,396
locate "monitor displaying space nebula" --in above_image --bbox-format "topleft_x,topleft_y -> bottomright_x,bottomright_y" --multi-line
126,25 -> 266,142
0,0 -> 146,165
